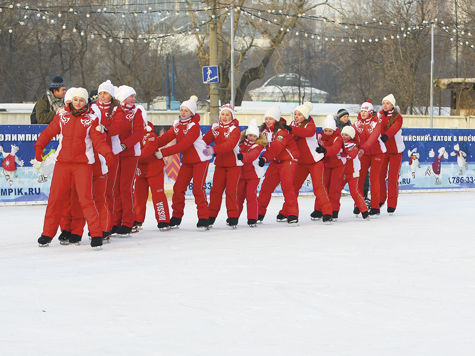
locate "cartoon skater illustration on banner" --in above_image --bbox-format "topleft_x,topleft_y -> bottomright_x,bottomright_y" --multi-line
407,148 -> 420,178
30,148 -> 56,183
426,147 -> 449,185
0,144 -> 24,186
450,143 -> 468,175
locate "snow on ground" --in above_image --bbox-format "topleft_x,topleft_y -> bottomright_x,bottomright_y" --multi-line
1,192 -> 475,355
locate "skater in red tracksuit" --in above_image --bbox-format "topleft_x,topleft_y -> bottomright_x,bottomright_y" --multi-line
134,122 -> 171,231
282,102 -> 333,222
236,119 -> 267,227
91,80 -> 119,237
35,88 -> 113,248
340,126 -> 370,220
316,115 -> 345,220
108,85 -> 145,235
353,100 -> 386,216
155,96 -> 213,230
203,104 -> 242,228
257,105 -> 300,224
378,94 -> 405,214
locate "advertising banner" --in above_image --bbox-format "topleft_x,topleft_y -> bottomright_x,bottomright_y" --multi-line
1,125 -> 474,205
0,125 -> 58,204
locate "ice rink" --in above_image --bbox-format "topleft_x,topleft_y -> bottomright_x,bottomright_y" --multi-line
1,191 -> 475,355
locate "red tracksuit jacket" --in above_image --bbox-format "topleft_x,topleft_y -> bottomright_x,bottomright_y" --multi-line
261,124 -> 299,163
378,110 -> 405,154
342,138 -> 362,177
316,130 -> 344,168
289,116 -> 324,164
35,105 -> 111,162
203,119 -> 242,167
157,114 -> 212,163
108,104 -> 145,157
239,137 -> 265,179
353,114 -> 386,155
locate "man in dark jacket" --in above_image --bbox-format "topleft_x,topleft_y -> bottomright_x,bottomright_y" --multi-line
334,108 -> 351,131
31,76 -> 66,124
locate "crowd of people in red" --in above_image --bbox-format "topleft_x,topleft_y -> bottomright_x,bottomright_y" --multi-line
35,82 -> 404,249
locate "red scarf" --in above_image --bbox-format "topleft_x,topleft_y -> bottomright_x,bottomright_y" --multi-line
97,101 -> 111,112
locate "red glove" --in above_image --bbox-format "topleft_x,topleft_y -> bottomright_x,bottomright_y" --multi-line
35,149 -> 44,162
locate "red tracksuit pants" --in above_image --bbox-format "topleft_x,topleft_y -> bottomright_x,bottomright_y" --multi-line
358,153 -> 384,209
172,161 -> 209,219
380,152 -> 403,210
111,156 -> 139,228
208,166 -> 242,219
258,160 -> 298,217
292,161 -> 332,215
60,173 -> 109,236
237,177 -> 260,220
344,173 -> 368,213
322,164 -> 345,213
106,155 -> 119,231
134,173 -> 170,224
42,162 -> 102,238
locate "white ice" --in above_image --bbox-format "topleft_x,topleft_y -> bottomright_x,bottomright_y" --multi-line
1,192 -> 475,355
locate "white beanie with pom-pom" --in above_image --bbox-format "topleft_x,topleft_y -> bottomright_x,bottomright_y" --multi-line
181,95 -> 198,115
64,87 -> 76,103
264,105 -> 281,121
323,114 -> 337,131
246,119 -> 260,137
70,87 -> 89,102
341,125 -> 356,139
294,101 -> 313,119
382,93 -> 396,107
98,80 -> 115,97
115,85 -> 136,103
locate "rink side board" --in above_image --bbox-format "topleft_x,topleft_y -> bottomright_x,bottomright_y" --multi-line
1,125 -> 474,205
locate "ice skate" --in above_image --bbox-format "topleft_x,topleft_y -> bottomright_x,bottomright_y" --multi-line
38,236 -> 53,247
362,211 -> 370,220
227,217 -> 238,229
287,215 -> 298,225
369,208 -> 380,217
353,207 -> 360,217
69,234 -> 82,245
208,217 -> 216,228
276,214 -> 287,222
387,207 -> 395,216
196,218 -> 209,230
310,210 -> 322,221
169,216 -> 182,229
322,215 -> 333,224
58,230 -> 71,245
90,236 -> 103,250
103,231 -> 112,243
157,222 -> 171,231
247,219 -> 257,228
257,214 -> 265,224
117,225 -> 132,237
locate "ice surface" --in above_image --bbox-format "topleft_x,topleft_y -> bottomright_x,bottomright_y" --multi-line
1,192 -> 475,355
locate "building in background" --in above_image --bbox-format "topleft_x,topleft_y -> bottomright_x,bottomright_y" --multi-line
248,73 -> 328,103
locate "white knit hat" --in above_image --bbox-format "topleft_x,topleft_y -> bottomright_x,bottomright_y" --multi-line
64,87 -> 76,103
115,85 -> 136,102
323,114 -> 337,131
341,126 -> 356,139
98,80 -> 115,97
180,95 -> 198,115
245,119 -> 260,137
294,101 -> 313,119
70,87 -> 89,102
264,105 -> 281,121
360,100 -> 374,113
219,103 -> 235,118
382,93 -> 396,107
